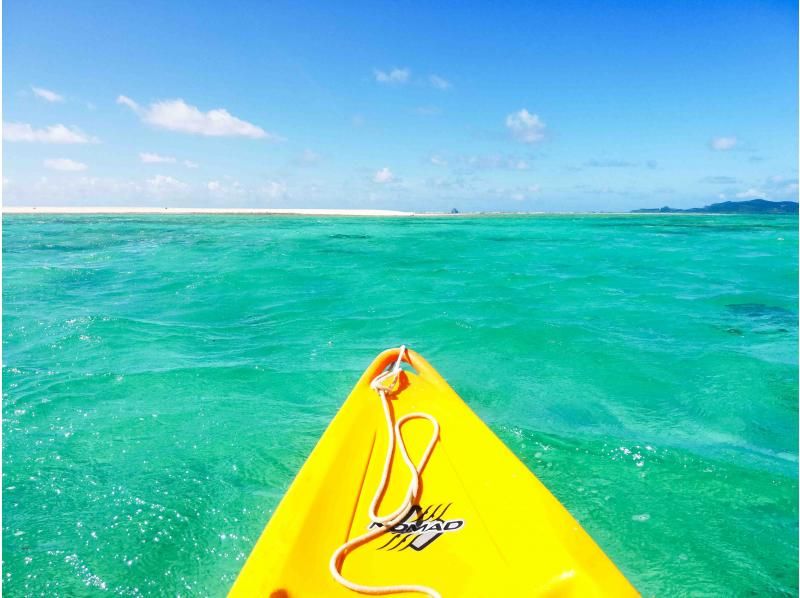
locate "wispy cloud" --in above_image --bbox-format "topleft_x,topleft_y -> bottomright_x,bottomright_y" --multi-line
477,184 -> 542,202
261,181 -> 287,199
3,122 -> 96,143
571,184 -> 640,197
44,158 -> 88,171
469,155 -> 530,171
731,176 -> 798,200
3,174 -> 296,206
734,188 -> 763,199
583,159 -> 635,168
374,68 -> 410,85
429,75 -> 451,90
139,152 -> 176,164
373,167 -> 395,183
443,153 -> 533,173
206,179 -> 287,200
509,185 -> 541,201
3,175 -> 143,205
424,176 -> 475,191
32,86 -> 64,102
700,175 -> 738,184
294,149 -> 322,166
140,153 -> 199,168
710,136 -> 738,151
146,174 -> 189,193
116,95 -> 138,111
570,159 -> 657,171
117,95 -> 277,139
207,179 -> 243,195
415,106 -> 441,116
505,109 -> 546,143
764,175 -> 798,197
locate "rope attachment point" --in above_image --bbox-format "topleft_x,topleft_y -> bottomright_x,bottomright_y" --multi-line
329,346 -> 442,598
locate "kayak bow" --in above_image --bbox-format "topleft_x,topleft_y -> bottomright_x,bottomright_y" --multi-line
230,347 -> 637,596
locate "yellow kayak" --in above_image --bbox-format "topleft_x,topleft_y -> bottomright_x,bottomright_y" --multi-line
230,347 -> 637,596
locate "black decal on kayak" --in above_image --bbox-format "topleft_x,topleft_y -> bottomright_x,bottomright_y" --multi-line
417,504 -> 434,521
368,503 -> 465,552
378,533 -> 405,551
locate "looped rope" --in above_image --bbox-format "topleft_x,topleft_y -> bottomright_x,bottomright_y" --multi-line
329,346 -> 442,598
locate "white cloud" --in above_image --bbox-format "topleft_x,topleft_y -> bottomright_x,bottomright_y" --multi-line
117,95 -> 139,111
146,174 -> 189,193
728,176 -> 798,200
207,181 -> 222,192
3,122 -> 96,143
430,155 -> 448,167
506,109 -> 546,143
32,86 -> 64,102
261,181 -> 287,198
140,152 -> 176,164
429,75 -> 451,90
117,95 -> 277,139
374,68 -> 410,85
44,158 -> 88,172
373,167 -> 395,183
710,136 -> 738,151
735,188 -> 764,199
767,174 -> 797,185
744,176 -> 797,199
140,153 -> 198,168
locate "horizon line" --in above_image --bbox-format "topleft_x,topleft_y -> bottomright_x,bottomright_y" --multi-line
2,205 -> 781,217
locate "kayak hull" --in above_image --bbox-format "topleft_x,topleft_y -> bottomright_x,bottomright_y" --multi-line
230,348 -> 637,596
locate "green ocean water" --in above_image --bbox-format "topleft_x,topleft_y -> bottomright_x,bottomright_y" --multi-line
2,214 -> 797,596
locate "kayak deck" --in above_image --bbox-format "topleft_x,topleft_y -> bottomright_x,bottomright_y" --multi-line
230,348 -> 637,596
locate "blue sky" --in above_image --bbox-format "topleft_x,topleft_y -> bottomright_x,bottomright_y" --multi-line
3,0 -> 798,211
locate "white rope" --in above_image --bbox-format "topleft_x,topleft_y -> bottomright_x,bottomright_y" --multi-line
329,346 -> 442,598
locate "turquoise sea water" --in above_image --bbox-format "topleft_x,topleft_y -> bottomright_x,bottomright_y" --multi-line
3,214 -> 798,596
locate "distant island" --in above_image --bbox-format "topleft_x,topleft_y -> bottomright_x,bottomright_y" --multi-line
632,199 -> 798,214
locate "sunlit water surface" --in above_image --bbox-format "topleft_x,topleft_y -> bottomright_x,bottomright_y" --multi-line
3,214 -> 797,596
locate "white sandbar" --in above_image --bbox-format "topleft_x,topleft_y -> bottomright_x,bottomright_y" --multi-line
2,206 -> 421,216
